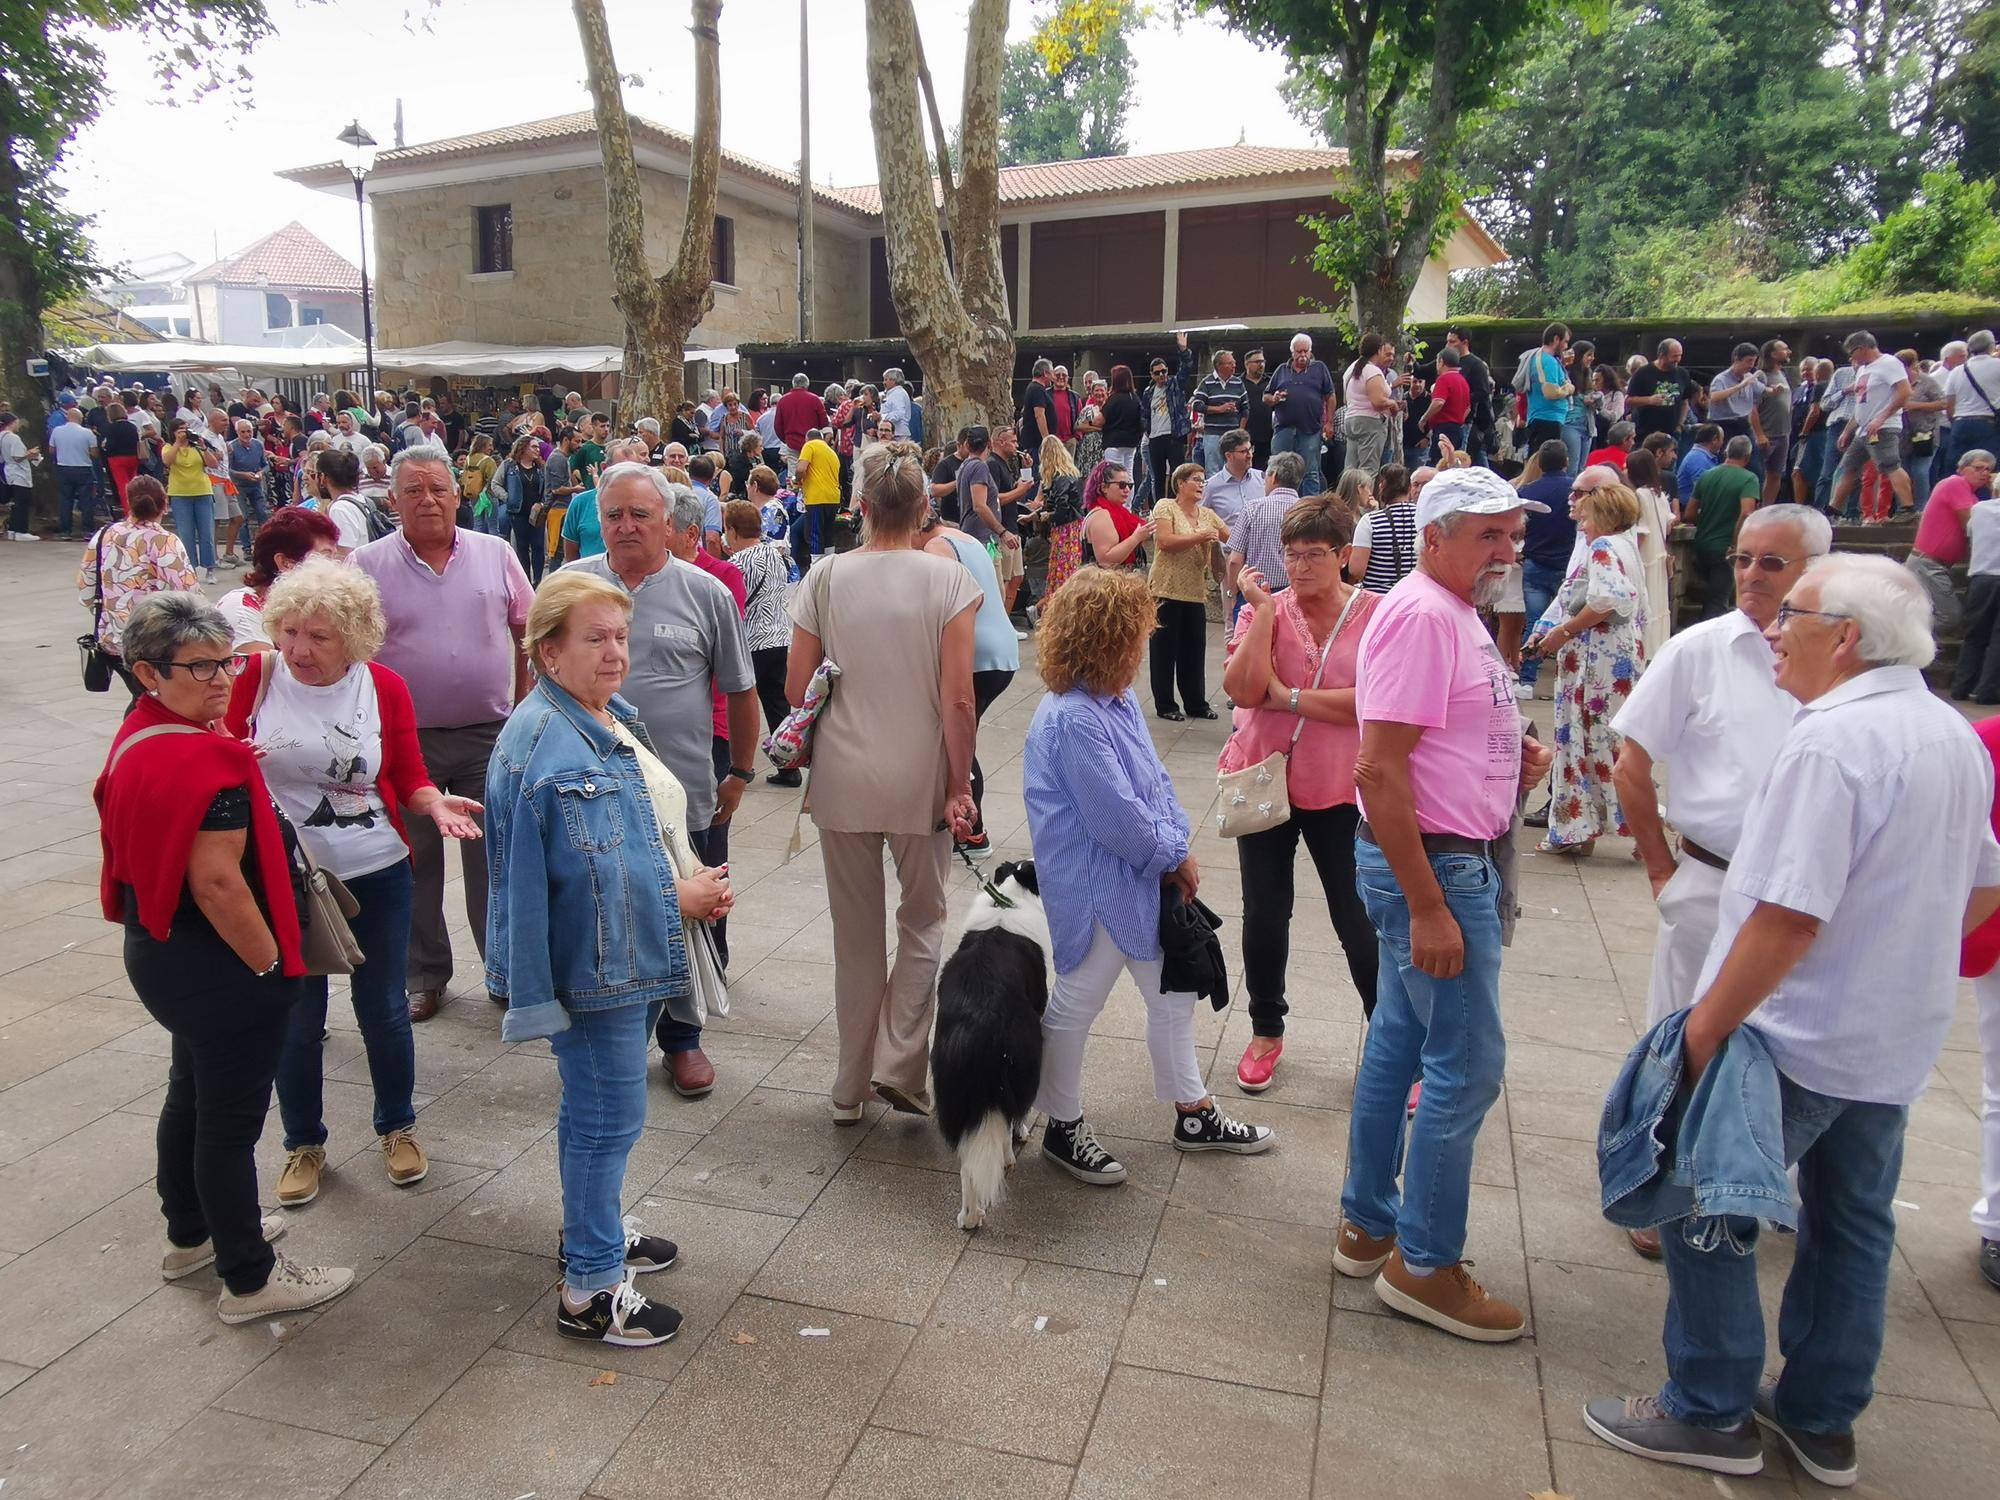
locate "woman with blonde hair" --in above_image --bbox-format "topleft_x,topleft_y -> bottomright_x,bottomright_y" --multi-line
224,557 -> 484,1207
1027,566 -> 1273,1185
1038,432 -> 1087,596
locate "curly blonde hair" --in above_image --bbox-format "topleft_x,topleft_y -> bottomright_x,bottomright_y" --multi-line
1037,565 -> 1156,696
262,556 -> 387,663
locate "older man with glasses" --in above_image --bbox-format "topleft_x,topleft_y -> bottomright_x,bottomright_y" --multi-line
1586,554 -> 2000,1489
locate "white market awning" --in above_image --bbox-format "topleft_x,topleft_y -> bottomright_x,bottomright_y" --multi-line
60,339 -> 741,379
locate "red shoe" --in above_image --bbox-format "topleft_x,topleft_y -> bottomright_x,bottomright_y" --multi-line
1406,1080 -> 1422,1116
1236,1039 -> 1283,1093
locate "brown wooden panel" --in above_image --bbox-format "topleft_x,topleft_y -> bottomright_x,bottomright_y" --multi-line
1029,212 -> 1164,330
869,236 -> 898,340
1173,196 -> 1338,321
1001,223 -> 1018,324
1266,197 -> 1336,320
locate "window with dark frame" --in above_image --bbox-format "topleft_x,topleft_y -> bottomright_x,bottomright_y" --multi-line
711,214 -> 736,286
476,204 -> 514,273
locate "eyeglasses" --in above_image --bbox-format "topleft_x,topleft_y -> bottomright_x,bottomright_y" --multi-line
1105,479 -> 1133,490
1726,551 -> 1798,573
1283,548 -> 1335,568
149,653 -> 249,682
1773,603 -> 1847,628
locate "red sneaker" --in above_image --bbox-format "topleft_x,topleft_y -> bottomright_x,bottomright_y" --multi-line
1406,1080 -> 1423,1116
1236,1039 -> 1283,1093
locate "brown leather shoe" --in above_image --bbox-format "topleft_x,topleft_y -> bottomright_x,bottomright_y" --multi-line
666,1048 -> 715,1098
1374,1249 -> 1525,1343
408,989 -> 442,1023
1627,1226 -> 1664,1260
1332,1218 -> 1397,1278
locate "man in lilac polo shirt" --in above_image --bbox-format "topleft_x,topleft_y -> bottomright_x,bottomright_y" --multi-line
353,442 -> 533,1023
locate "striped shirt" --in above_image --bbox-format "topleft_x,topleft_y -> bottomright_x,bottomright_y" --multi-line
1194,374 -> 1247,430
1224,487 -> 1298,585
1355,504 -> 1419,594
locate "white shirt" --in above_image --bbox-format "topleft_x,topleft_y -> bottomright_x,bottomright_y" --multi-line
330,430 -> 371,459
249,658 -> 408,881
327,495 -> 370,551
216,586 -> 269,648
1611,610 -> 1795,858
1970,500 -> 2000,577
880,384 -> 913,438
1849,356 -> 1909,433
1697,667 -> 2000,1105
1945,354 -> 2000,420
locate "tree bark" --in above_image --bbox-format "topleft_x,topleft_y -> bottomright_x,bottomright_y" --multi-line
0,131 -> 52,516
574,0 -> 722,427
865,0 -> 1015,439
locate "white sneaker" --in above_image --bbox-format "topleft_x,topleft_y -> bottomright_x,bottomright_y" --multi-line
215,1254 -> 355,1323
203,568 -> 217,585
12,531 -> 39,543
1512,682 -> 1534,700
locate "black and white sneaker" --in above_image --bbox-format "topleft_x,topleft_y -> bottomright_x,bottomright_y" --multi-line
1173,1103 -> 1275,1154
558,1214 -> 679,1277
1042,1116 -> 1128,1185
556,1274 -> 682,1347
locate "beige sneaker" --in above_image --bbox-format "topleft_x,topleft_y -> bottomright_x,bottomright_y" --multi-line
276,1145 -> 327,1207
379,1128 -> 429,1186
216,1255 -> 355,1324
1374,1249 -> 1525,1342
1332,1218 -> 1397,1278
161,1213 -> 287,1280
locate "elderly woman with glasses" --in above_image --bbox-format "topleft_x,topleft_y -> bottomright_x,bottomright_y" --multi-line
1523,475 -> 1648,855
95,592 -> 354,1325
1219,496 -> 1384,1091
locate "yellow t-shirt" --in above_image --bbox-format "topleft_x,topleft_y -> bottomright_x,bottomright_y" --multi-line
166,441 -> 213,498
1148,501 -> 1224,604
798,438 -> 841,508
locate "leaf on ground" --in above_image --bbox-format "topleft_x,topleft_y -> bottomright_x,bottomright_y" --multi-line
730,1331 -> 759,1345
588,1370 -> 618,1387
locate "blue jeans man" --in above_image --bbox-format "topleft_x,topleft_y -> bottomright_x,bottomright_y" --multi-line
1948,415 -> 1999,473
57,464 -> 97,538
1816,421 -> 1848,514
1517,557 -> 1566,685
1271,425 -> 1325,496
1199,434 -> 1226,477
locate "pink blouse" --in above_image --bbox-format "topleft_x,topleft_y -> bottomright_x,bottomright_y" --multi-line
1218,586 -> 1382,810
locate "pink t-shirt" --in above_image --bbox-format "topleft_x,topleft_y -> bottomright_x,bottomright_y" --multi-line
1912,474 -> 1983,567
351,529 -> 533,729
1219,588 -> 1381,809
1344,360 -> 1389,416
1355,569 -> 1522,839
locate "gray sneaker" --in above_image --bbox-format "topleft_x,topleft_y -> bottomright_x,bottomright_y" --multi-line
1581,1394 -> 1764,1477
1753,1385 -> 1857,1488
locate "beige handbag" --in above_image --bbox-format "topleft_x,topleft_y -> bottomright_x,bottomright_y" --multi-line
1214,588 -> 1363,839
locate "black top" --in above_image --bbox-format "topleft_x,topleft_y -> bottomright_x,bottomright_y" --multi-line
1101,392 -> 1144,449
1242,377 -> 1273,442
932,454 -> 963,521
101,420 -> 141,459
1019,382 -> 1055,443
1628,364 -> 1695,438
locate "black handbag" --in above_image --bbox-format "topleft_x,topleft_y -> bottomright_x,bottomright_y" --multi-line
78,528 -> 115,692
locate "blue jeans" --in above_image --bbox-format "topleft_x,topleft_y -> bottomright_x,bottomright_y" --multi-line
1200,434 -> 1225,476
1563,418 -> 1590,475
1658,1074 -> 1907,1435
1948,415 -> 1999,472
277,858 -> 417,1149
807,504 -> 834,554
1817,422 -> 1848,514
57,466 -> 98,536
237,482 -> 267,535
1906,446 -> 1935,512
548,998 -> 661,1292
1340,839 -> 1506,1268
1271,425 -> 1325,495
1517,558 -> 1565,684
170,494 -> 215,569
1795,428 -> 1831,507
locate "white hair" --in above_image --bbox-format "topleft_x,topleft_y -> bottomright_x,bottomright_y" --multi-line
636,416 -> 662,436
1941,340 -> 1969,362
598,461 -> 672,510
665,482 -> 705,534
1289,332 -> 1312,352
388,441 -> 453,494
361,443 -> 388,466
1741,503 -> 1833,557
1969,330 -> 1996,355
1805,554 -> 1935,669
884,366 -> 905,384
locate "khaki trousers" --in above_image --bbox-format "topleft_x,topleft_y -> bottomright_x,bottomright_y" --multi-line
817,827 -> 953,1108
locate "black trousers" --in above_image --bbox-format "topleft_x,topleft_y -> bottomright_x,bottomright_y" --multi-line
1236,803 -> 1378,1032
1523,418 -> 1566,457
1149,598 -> 1207,713
126,917 -> 300,1294
969,667 -> 1014,823
1956,575 -> 2000,702
752,644 -> 790,734
1146,434 -> 1179,505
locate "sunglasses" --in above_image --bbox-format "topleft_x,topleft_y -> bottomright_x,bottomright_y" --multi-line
1105,479 -> 1133,490
1725,551 -> 1797,573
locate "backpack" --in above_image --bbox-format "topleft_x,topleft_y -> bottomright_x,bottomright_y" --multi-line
459,459 -> 487,502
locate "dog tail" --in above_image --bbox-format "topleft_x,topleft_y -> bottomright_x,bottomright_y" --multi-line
960,1110 -> 1011,1217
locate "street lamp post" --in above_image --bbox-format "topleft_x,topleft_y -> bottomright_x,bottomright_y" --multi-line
336,120 -> 379,400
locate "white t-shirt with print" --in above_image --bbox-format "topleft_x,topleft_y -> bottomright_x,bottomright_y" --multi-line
216,586 -> 269,649
327,495 -> 370,551
1849,357 -> 1910,434
249,658 -> 406,880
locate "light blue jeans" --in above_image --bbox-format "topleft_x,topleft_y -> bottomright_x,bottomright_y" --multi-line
1658,1076 -> 1907,1436
170,494 -> 215,569
1563,416 -> 1591,475
1273,424 -> 1326,494
1517,558 -> 1566,685
1200,434 -> 1225,476
1341,839 -> 1506,1268
546,998 -> 662,1292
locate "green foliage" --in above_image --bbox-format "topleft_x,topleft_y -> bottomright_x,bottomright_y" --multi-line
998,0 -> 1141,167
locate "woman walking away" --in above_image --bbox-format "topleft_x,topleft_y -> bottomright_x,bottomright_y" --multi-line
225,559 -> 484,1208
1148,463 -> 1228,720
720,493 -> 798,786
1028,566 -> 1273,1186
78,475 -> 200,698
1221,497 -> 1383,1091
918,499 -> 1018,859
788,441 -> 981,1120
1625,447 -> 1676,660
487,569 -> 734,1348
1039,435 -> 1088,598
1524,479 -> 1647,855
96,592 -> 354,1324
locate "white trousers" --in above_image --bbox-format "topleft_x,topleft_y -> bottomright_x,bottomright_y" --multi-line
1644,857 -> 1727,1028
1973,969 -> 2000,1239
1036,923 -> 1206,1123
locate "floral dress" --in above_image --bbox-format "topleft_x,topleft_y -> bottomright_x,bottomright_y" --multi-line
1534,532 -> 1646,849
77,520 -> 200,657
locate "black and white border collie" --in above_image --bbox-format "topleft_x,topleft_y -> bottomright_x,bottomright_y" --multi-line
931,860 -> 1051,1230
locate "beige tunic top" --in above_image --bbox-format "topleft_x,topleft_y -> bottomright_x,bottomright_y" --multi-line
789,550 -> 982,835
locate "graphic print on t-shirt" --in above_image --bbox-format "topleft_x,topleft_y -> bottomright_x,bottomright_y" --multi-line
302,709 -> 378,830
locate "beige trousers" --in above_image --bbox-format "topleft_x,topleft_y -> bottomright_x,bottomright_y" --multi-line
817,827 -> 953,1107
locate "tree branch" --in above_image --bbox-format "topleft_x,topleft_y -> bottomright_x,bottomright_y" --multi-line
913,25 -> 958,230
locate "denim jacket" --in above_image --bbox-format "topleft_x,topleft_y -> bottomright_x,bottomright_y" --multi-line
1597,1010 -> 1796,1231
485,676 -> 690,1042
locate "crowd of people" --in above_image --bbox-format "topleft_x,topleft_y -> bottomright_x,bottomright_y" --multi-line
59,316 -> 2000,1489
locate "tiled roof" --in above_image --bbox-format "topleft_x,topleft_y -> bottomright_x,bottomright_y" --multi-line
44,294 -> 166,345
186,222 -> 363,292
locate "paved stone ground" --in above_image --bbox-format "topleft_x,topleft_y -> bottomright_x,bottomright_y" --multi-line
0,538 -> 1996,1499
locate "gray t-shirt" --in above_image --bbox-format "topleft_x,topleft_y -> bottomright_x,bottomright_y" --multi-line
1709,368 -> 1763,421
1757,372 -> 1793,437
564,553 -> 754,831
956,456 -> 998,543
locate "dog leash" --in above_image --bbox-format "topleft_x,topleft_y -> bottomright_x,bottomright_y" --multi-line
955,846 -> 1015,908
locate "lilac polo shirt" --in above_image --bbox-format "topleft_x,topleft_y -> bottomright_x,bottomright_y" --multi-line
351,528 -> 533,729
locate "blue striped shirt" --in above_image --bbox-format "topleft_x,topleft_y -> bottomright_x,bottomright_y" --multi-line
1024,687 -> 1191,971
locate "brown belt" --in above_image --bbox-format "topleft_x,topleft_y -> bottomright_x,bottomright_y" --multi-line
1679,836 -> 1730,872
1357,820 -> 1500,860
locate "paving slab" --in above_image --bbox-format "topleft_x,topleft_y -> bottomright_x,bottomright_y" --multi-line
827,1428 -> 1074,1500
1071,1363 -> 1317,1500
114,1408 -> 380,1500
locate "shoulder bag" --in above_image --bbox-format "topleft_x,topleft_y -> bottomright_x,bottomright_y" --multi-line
1214,586 -> 1365,838
249,654 -> 363,975
78,527 -> 115,692
761,556 -> 842,771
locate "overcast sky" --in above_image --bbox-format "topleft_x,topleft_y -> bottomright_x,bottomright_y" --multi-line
64,0 -> 1317,277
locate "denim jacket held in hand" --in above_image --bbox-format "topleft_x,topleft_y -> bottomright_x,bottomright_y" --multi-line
1597,1009 -> 1796,1231
484,676 -> 689,1042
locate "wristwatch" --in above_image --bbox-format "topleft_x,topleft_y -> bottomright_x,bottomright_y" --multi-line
725,767 -> 755,784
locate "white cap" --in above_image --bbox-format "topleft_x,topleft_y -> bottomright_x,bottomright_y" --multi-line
1412,464 -> 1547,533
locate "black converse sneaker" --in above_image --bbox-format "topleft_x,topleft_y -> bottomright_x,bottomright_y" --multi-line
1173,1102 -> 1275,1154
556,1274 -> 683,1347
1042,1116 -> 1128,1185
558,1215 -> 679,1277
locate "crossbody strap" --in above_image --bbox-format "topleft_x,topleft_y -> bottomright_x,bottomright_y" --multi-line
107,723 -> 206,776
1285,586 -> 1365,753
1962,361 -> 2000,417
89,527 -> 108,634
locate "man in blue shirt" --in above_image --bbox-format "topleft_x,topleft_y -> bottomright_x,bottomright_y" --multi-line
1516,438 -> 1575,691
1265,333 -> 1337,497
1523,322 -> 1574,457
684,453 -> 726,554
1677,425 -> 1725,507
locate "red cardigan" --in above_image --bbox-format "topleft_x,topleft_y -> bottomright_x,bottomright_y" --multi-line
223,656 -> 436,849
1963,714 -> 2000,978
